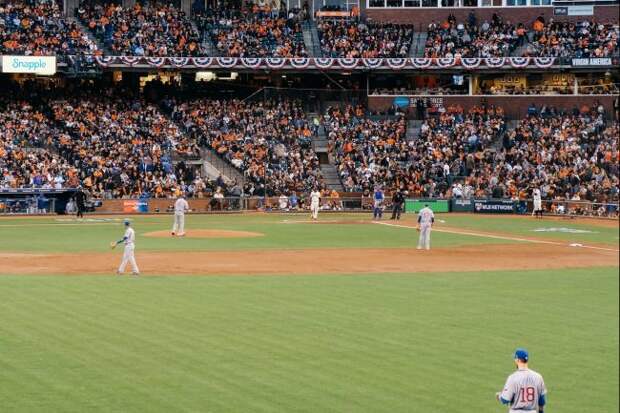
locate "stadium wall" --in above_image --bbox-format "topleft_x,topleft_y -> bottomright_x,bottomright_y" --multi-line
364,5 -> 619,26
367,95 -> 617,117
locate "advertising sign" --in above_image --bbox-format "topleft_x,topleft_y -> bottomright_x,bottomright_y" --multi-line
405,199 -> 450,213
451,198 -> 474,212
571,58 -> 613,67
473,199 -> 515,214
123,200 -> 148,213
1,55 -> 56,75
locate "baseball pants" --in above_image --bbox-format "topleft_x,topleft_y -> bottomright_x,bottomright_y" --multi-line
417,224 -> 432,250
311,203 -> 319,219
391,204 -> 402,219
118,245 -> 139,274
173,213 -> 185,235
373,205 -> 383,219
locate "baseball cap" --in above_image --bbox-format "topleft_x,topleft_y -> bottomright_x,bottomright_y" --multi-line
124,219 -> 131,226
514,348 -> 529,361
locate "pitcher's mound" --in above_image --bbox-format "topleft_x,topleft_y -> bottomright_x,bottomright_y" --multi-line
144,229 -> 264,239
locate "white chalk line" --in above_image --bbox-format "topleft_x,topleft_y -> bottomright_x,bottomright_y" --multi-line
373,221 -> 620,253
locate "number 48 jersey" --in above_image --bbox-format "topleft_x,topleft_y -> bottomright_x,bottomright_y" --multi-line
501,368 -> 547,411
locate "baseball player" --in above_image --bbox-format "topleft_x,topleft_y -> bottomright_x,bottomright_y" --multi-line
416,203 -> 434,250
532,188 -> 543,219
373,187 -> 384,220
310,188 -> 321,220
496,348 -> 547,413
172,194 -> 189,236
114,219 -> 139,275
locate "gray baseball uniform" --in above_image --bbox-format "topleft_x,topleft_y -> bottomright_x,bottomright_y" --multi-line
500,368 -> 547,412
417,206 -> 434,250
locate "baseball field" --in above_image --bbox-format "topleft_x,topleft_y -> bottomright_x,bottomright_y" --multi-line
0,212 -> 618,413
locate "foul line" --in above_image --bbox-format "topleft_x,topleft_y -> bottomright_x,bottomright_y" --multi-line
373,221 -> 620,253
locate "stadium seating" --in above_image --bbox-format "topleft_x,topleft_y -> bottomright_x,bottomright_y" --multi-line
195,7 -> 307,57
0,1 -> 97,57
325,105 -> 506,195
524,19 -> 619,58
77,2 -> 202,56
317,18 -> 413,58
170,98 -> 321,196
424,13 -> 523,58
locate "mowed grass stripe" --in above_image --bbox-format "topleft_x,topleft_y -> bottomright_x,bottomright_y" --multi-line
1,268 -> 618,413
0,284 -> 189,413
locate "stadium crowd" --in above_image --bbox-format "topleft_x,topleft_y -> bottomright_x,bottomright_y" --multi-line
317,18 -> 413,58
196,6 -> 307,57
0,0 -> 97,57
524,18 -> 619,58
424,13 -> 522,58
424,13 -> 619,59
170,98 -> 322,195
497,106 -> 618,203
0,84 -> 616,206
0,99 -> 76,190
325,104 -> 506,195
77,2 -> 202,56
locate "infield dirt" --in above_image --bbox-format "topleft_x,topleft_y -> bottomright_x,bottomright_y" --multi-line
2,243 -> 617,276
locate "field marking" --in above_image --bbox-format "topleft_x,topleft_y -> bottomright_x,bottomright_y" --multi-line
374,221 -> 620,253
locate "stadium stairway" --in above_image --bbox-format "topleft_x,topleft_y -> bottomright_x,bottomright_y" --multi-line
196,23 -> 219,56
410,31 -> 427,58
407,119 -> 421,141
303,20 -> 322,57
200,149 -> 246,185
310,117 -> 344,191
320,164 -> 343,190
70,16 -> 106,53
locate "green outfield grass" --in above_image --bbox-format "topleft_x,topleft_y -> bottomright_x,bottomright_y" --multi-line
0,213 -> 616,253
0,268 -> 618,413
0,213 -> 618,412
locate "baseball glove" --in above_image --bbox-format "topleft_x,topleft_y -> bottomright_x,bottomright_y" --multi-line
416,226 -> 420,232
109,241 -> 117,249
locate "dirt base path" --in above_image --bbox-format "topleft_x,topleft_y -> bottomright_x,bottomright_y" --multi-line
144,229 -> 263,238
1,243 -> 617,276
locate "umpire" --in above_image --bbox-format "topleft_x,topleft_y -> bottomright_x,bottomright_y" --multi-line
75,186 -> 86,218
390,189 -> 405,220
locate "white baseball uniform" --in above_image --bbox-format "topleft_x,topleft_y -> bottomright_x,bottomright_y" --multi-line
172,197 -> 189,235
310,191 -> 320,220
118,227 -> 139,274
417,206 -> 435,250
533,189 -> 542,213
499,368 -> 547,413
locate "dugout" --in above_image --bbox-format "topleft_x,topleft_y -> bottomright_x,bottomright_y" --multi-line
0,189 -> 81,215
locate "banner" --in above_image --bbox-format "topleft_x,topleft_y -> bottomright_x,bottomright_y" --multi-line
123,200 -> 148,213
473,199 -> 515,214
451,198 -> 474,212
572,58 -> 612,67
2,55 -> 56,75
93,56 -> 557,70
405,199 -> 450,213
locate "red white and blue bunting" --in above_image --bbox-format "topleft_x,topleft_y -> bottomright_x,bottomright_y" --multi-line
533,57 -> 555,68
93,56 -> 560,70
191,57 -> 213,68
461,58 -> 482,69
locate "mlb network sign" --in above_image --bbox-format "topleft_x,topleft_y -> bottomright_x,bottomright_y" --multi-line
1,55 -> 56,75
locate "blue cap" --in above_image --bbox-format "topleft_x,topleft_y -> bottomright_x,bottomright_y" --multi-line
124,219 -> 131,226
514,348 -> 529,361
